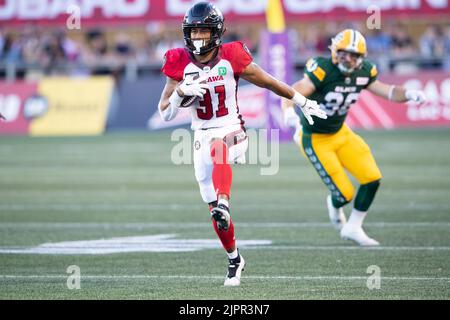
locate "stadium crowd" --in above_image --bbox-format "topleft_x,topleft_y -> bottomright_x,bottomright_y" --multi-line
1,20 -> 449,78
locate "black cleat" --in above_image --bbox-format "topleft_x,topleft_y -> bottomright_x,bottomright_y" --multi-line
211,203 -> 231,231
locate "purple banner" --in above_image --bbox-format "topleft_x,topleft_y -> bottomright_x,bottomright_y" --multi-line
259,30 -> 293,141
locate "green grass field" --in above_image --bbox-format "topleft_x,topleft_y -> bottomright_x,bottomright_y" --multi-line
0,129 -> 449,299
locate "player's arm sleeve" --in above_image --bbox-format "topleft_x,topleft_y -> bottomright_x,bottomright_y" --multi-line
303,58 -> 326,90
226,41 -> 253,76
161,49 -> 184,82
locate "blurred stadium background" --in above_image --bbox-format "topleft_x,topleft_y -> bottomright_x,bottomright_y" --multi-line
0,0 -> 449,300
1,0 -> 450,133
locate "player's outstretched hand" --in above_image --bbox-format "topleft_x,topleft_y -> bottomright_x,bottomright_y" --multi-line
405,90 -> 426,104
291,92 -> 327,125
178,74 -> 209,98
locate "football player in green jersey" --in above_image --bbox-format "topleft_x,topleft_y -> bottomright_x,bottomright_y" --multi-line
282,29 -> 426,246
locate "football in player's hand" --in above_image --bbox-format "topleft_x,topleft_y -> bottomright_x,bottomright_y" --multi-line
178,74 -> 207,107
180,95 -> 198,108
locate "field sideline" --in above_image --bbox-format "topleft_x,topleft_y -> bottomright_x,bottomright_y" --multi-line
0,128 -> 449,299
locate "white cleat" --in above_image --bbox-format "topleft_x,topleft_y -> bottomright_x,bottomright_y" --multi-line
327,195 -> 347,231
340,224 -> 380,246
224,276 -> 240,287
224,254 -> 245,287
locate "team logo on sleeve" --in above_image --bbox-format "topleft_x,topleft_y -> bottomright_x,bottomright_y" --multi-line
218,67 -> 227,76
370,65 -> 378,77
306,59 -> 318,72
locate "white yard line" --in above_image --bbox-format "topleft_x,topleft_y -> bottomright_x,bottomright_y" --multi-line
0,202 -> 448,211
0,245 -> 449,254
245,246 -> 450,251
0,222 -> 448,229
0,274 -> 448,281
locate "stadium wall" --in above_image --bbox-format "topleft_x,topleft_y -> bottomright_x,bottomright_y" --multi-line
0,77 -> 114,136
1,71 -> 450,136
2,0 -> 449,26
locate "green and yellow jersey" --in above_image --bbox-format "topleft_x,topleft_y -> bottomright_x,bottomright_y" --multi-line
302,57 -> 378,134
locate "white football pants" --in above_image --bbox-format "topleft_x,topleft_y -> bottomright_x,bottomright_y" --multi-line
193,124 -> 248,203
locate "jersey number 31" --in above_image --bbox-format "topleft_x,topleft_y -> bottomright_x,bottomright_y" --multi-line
197,85 -> 228,120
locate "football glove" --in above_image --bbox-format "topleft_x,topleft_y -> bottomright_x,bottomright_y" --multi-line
291,92 -> 327,125
405,89 -> 426,104
178,74 -> 209,98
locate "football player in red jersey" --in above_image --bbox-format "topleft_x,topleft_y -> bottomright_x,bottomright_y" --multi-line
158,2 -> 326,286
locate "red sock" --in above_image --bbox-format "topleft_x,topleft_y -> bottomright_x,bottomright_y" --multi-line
210,140 -> 232,198
212,218 -> 235,251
